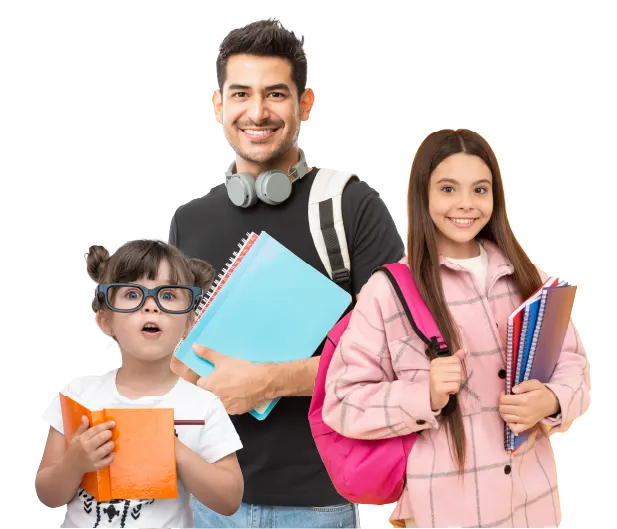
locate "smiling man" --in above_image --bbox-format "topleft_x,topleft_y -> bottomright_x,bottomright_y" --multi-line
168,19 -> 404,528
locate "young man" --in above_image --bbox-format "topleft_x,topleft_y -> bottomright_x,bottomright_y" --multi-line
169,19 -> 405,528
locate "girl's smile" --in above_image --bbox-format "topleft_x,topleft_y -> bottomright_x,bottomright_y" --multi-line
446,217 -> 479,228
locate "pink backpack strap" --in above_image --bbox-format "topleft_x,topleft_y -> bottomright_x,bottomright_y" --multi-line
375,263 -> 458,415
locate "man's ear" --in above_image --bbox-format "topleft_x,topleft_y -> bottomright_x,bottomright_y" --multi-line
213,89 -> 223,124
96,311 -> 114,339
300,88 -> 315,121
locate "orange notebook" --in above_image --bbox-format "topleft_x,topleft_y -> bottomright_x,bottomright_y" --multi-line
59,393 -> 178,501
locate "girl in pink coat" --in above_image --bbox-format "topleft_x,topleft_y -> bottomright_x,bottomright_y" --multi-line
322,129 -> 590,528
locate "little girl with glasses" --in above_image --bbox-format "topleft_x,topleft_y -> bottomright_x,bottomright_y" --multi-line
36,240 -> 244,528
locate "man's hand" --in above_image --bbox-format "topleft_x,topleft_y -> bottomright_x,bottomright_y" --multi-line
171,355 -> 200,385
191,344 -> 271,415
499,379 -> 560,434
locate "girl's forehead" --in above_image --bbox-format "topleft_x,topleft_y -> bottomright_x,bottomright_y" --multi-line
118,257 -> 190,286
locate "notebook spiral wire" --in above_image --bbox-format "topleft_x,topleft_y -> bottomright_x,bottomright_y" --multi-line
193,233 -> 252,317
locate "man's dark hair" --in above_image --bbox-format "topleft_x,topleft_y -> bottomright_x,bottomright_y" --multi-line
216,19 -> 307,97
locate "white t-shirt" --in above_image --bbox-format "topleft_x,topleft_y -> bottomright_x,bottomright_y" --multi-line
446,241 -> 489,292
42,369 -> 243,528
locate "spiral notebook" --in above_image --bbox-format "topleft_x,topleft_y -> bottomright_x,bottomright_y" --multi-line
173,231 -> 352,420
504,276 -> 559,451
504,279 -> 576,451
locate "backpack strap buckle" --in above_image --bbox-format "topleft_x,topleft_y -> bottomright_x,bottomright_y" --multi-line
430,336 -> 457,416
332,268 -> 351,287
430,336 -> 450,357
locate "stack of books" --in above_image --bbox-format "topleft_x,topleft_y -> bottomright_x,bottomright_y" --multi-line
505,276 -> 577,451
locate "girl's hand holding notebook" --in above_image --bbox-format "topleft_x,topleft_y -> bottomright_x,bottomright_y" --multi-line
499,380 -> 560,434
65,416 -> 116,474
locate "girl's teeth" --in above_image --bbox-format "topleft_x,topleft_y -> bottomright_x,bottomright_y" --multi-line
451,218 -> 474,225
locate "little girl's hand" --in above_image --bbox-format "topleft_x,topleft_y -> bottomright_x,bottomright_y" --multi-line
65,416 -> 116,474
499,380 -> 560,434
429,349 -> 466,411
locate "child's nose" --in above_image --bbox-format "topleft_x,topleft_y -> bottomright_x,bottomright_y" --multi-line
142,295 -> 159,312
456,192 -> 475,210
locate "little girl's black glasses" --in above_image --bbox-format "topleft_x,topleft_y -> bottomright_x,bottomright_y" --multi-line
96,283 -> 204,314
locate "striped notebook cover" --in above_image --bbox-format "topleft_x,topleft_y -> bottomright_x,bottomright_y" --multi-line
173,231 -> 352,420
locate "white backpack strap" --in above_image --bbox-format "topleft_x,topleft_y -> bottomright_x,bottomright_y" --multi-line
308,168 -> 356,288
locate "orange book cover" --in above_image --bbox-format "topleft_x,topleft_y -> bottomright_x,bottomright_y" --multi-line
59,393 -> 178,502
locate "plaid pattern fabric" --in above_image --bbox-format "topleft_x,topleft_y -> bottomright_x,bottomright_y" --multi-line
322,240 -> 590,527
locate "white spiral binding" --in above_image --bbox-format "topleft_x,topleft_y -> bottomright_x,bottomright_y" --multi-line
193,232 -> 252,317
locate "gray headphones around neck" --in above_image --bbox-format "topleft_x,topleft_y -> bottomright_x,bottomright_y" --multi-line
225,149 -> 309,208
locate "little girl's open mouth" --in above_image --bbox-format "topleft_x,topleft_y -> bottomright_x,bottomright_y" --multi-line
141,322 -> 162,337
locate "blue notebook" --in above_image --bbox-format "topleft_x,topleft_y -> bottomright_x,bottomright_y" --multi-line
173,231 -> 352,420
517,298 -> 541,385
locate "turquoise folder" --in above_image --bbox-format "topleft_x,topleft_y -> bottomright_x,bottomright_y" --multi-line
173,231 -> 352,419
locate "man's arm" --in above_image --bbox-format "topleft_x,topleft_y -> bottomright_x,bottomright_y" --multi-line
262,356 -> 320,398
258,303 -> 361,398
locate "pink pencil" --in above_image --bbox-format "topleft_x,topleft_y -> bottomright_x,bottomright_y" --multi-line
174,420 -> 205,425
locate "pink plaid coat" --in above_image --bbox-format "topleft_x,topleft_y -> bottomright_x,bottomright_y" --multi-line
322,240 -> 590,527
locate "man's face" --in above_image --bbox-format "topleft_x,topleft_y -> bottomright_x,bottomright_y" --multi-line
214,54 -> 313,166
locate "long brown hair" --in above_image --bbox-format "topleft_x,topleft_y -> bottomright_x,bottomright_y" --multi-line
407,129 -> 542,471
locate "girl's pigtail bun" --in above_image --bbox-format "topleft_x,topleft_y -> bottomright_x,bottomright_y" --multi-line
187,258 -> 215,291
86,245 -> 110,312
86,245 -> 110,282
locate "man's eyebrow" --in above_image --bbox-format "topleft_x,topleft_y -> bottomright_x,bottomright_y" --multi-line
265,83 -> 291,92
226,83 -> 291,92
227,84 -> 251,91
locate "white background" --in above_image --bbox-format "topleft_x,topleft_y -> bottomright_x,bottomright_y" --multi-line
1,1 -> 615,527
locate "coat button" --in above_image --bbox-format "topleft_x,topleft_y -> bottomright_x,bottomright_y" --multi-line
416,419 -> 426,425
504,465 -> 511,475
498,369 -> 506,379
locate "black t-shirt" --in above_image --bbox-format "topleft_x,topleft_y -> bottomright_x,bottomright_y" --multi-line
169,167 -> 405,506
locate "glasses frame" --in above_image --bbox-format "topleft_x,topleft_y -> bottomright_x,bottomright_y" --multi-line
96,283 -> 204,314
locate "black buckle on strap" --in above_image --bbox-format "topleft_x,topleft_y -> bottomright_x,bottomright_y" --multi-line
431,336 -> 450,358
332,268 -> 351,286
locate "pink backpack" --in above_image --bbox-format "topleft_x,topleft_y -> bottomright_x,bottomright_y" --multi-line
308,263 -> 451,505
